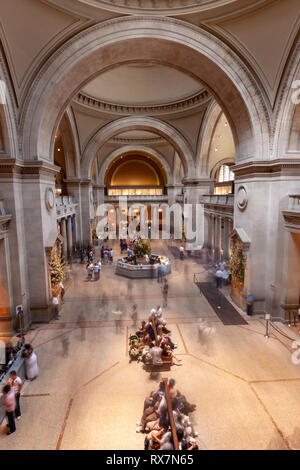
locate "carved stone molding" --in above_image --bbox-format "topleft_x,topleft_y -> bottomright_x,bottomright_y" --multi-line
80,0 -> 240,15
45,187 -> 55,212
236,186 -> 248,211
75,89 -> 210,115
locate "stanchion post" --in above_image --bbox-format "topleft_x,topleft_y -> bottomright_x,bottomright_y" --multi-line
265,313 -> 270,338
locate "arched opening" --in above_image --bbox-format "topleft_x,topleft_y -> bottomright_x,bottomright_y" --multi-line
21,17 -> 270,169
105,152 -> 167,196
214,163 -> 235,195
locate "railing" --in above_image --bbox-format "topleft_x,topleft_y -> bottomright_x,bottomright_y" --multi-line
56,195 -> 75,206
287,195 -> 300,212
56,195 -> 77,219
201,194 -> 234,207
104,195 -> 168,202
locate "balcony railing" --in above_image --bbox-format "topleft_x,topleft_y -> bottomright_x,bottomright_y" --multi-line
201,194 -> 234,207
287,195 -> 300,212
104,194 -> 168,202
56,196 -> 77,219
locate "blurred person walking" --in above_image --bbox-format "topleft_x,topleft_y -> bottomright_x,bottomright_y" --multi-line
0,384 -> 16,435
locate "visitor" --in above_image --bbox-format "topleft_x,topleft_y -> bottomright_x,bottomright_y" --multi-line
109,248 -> 114,264
215,268 -> 223,288
100,246 -> 105,262
113,307 -> 123,334
157,264 -> 163,283
101,292 -> 109,320
52,294 -> 59,319
61,335 -> 70,357
180,245 -> 184,260
128,279 -> 133,302
247,294 -> 254,316
22,344 -> 39,381
87,262 -> 93,281
98,259 -> 102,278
80,250 -> 85,263
60,281 -> 65,301
0,384 -> 16,435
77,312 -> 86,341
8,371 -> 23,420
93,262 -> 99,281
162,279 -> 169,307
131,304 -> 138,328
88,249 -> 94,262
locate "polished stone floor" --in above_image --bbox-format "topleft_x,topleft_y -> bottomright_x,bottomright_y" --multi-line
1,240 -> 300,450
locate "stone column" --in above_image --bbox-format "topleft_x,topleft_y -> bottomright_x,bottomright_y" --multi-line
66,216 -> 73,257
182,178 -> 212,251
211,215 -> 215,255
61,218 -> 67,259
80,180 -> 93,248
223,218 -> 231,260
215,216 -> 221,262
65,179 -> 82,247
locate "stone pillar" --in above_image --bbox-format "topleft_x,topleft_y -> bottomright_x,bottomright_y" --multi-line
65,179 -> 82,248
61,218 -> 67,259
223,218 -> 231,260
66,216 -> 73,257
80,180 -> 93,248
215,216 -> 221,262
211,215 -> 215,254
182,178 -> 212,251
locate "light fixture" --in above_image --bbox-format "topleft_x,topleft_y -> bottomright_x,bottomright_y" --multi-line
57,148 -> 61,152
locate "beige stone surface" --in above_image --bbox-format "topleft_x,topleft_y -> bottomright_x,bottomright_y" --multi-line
1,244 -> 300,450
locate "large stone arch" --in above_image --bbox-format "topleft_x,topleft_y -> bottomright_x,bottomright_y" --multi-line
59,109 -> 81,178
20,16 -> 270,169
0,51 -> 18,158
195,100 -> 223,177
81,116 -> 194,179
273,41 -> 300,159
98,145 -> 173,185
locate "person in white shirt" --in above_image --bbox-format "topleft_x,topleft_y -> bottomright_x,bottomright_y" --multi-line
59,281 -> 65,301
180,245 -> 184,260
52,294 -> 59,318
8,371 -> 22,420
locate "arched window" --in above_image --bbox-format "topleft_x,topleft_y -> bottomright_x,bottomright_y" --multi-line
214,164 -> 234,195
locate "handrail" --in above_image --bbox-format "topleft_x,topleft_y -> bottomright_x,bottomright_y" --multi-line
163,377 -> 179,450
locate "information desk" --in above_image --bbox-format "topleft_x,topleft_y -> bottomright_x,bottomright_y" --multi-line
116,254 -> 171,279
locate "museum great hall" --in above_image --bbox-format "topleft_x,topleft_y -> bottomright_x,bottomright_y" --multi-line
0,0 -> 300,451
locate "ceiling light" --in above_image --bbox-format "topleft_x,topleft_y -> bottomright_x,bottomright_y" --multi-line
57,148 -> 61,152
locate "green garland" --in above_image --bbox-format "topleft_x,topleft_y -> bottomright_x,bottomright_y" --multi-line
229,248 -> 246,285
50,254 -> 67,287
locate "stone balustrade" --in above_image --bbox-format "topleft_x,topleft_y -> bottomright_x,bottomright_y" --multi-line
56,196 -> 78,220
104,194 -> 169,203
201,194 -> 234,207
287,194 -> 300,212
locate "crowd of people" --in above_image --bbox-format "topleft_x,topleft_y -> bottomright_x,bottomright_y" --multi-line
137,378 -> 198,450
0,343 -> 38,436
129,307 -> 181,367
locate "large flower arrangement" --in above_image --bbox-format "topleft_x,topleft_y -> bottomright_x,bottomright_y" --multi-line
50,254 -> 68,287
229,248 -> 246,285
132,239 -> 151,258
